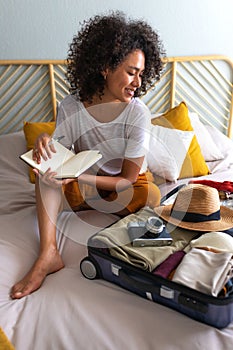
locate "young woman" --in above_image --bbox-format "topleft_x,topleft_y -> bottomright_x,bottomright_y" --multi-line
11,11 -> 164,299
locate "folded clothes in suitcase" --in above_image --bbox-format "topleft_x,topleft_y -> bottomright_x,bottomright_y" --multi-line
80,185 -> 233,329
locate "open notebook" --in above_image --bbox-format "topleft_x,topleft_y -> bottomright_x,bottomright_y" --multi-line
20,140 -> 102,179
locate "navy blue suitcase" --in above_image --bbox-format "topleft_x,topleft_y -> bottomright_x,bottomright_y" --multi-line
80,186 -> 233,329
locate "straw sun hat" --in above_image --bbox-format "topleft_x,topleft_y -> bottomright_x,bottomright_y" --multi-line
154,184 -> 233,231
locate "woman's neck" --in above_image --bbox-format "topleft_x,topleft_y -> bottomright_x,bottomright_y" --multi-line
83,97 -> 129,123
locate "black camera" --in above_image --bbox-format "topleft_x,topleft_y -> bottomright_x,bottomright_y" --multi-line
127,216 -> 172,247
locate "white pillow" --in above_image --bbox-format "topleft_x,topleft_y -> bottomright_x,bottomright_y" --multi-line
189,112 -> 224,161
204,124 -> 233,172
147,125 -> 194,182
204,123 -> 233,158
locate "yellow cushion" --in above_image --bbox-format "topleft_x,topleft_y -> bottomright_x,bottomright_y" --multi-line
0,327 -> 15,350
23,121 -> 56,182
151,102 -> 209,179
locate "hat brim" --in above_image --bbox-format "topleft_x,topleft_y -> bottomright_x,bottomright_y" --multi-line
154,205 -> 233,231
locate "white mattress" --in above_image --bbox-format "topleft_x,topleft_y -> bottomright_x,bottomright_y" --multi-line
1,131 -> 233,350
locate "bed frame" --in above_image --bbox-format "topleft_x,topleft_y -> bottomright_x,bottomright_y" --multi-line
0,55 -> 233,137
1,55 -> 233,350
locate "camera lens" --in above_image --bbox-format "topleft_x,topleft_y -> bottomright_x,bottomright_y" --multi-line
146,216 -> 164,234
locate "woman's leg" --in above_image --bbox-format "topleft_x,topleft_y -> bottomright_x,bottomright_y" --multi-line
116,171 -> 161,214
85,172 -> 161,216
10,178 -> 64,299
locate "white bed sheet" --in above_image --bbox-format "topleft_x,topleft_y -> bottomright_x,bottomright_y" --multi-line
1,132 -> 233,350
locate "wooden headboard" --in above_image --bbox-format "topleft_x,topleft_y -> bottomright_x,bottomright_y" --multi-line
0,55 -> 233,137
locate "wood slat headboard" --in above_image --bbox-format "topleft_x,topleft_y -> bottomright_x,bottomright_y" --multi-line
0,60 -> 68,134
0,55 -> 233,137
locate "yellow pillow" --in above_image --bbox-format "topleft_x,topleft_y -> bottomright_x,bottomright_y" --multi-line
23,121 -> 56,183
151,102 -> 209,179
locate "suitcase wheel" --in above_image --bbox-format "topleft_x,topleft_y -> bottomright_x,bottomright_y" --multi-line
80,257 -> 100,280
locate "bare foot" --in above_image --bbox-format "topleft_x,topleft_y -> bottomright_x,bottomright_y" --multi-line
10,248 -> 64,299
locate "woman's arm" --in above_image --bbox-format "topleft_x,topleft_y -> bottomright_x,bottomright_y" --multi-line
78,156 -> 144,192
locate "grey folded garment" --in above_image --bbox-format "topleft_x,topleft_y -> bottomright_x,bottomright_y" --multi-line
172,248 -> 233,296
92,207 -> 198,271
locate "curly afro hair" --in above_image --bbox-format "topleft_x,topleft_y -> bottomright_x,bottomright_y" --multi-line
66,11 -> 165,102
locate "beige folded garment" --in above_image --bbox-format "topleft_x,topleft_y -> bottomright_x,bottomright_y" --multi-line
92,208 -> 198,271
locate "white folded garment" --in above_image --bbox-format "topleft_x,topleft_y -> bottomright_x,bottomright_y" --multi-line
172,248 -> 233,296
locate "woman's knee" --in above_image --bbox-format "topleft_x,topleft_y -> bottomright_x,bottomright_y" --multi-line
126,182 -> 160,213
146,183 -> 161,208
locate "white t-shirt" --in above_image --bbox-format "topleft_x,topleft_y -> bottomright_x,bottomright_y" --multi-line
54,95 -> 151,175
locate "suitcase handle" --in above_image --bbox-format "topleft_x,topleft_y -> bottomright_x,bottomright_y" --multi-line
119,269 -> 160,294
160,184 -> 186,205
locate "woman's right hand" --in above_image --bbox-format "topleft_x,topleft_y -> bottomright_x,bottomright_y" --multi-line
32,133 -> 57,164
33,167 -> 75,188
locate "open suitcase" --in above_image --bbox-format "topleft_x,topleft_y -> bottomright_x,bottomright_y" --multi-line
80,185 -> 233,329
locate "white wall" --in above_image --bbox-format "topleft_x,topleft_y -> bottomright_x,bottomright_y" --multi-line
1,0 -> 233,60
